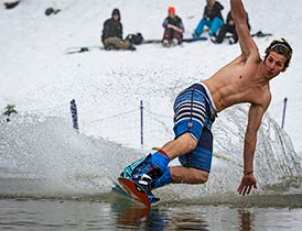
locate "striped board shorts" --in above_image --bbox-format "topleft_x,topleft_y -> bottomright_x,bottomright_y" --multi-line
173,83 -> 216,172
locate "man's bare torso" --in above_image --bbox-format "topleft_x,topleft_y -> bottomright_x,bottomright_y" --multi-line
203,55 -> 271,112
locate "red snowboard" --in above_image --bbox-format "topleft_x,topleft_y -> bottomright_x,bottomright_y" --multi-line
117,177 -> 151,208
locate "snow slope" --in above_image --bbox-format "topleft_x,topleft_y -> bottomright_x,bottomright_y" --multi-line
0,0 -> 301,151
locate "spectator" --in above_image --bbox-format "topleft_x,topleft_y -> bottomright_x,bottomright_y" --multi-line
213,11 -> 251,44
162,6 -> 185,47
192,0 -> 224,38
101,8 -> 135,50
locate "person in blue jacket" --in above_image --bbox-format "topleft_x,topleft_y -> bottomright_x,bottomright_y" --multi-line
193,0 -> 224,38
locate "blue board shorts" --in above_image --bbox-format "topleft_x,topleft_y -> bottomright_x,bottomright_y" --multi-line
173,83 -> 216,172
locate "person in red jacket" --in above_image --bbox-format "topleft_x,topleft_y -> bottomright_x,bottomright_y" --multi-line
162,6 -> 185,47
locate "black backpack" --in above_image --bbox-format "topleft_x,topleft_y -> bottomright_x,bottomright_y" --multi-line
126,33 -> 144,45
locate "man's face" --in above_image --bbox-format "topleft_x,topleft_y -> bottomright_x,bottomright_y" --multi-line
264,51 -> 288,78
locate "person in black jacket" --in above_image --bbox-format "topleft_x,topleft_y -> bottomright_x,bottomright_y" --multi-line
162,6 -> 185,47
193,0 -> 224,38
213,11 -> 250,44
101,8 -> 135,50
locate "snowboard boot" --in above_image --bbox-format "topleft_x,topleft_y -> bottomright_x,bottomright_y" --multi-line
171,38 -> 179,46
162,39 -> 170,47
132,166 -> 162,203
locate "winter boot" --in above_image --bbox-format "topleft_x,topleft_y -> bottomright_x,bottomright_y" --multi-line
171,38 -> 179,46
162,39 -> 170,47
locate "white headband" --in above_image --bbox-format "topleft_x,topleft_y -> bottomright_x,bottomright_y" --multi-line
271,43 -> 291,53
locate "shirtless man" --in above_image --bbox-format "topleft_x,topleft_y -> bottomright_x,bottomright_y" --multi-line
121,0 -> 293,199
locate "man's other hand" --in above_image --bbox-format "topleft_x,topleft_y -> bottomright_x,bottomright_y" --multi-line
237,173 -> 257,196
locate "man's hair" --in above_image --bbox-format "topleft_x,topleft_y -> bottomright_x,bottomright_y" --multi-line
265,38 -> 293,71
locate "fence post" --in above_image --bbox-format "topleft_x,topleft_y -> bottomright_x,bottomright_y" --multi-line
281,97 -> 288,129
70,99 -> 79,132
140,100 -> 144,148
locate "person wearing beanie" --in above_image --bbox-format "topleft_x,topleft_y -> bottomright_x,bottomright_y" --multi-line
101,8 -> 135,50
162,6 -> 184,47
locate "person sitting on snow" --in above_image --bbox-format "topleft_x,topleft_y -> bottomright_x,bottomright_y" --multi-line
213,10 -> 250,44
101,8 -> 135,51
162,6 -> 185,47
192,0 -> 224,39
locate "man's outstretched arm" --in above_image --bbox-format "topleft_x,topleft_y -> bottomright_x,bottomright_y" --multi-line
230,0 -> 258,59
237,100 -> 270,195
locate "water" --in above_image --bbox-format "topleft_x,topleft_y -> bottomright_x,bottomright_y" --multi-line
1,115 -> 302,230
1,197 -> 302,231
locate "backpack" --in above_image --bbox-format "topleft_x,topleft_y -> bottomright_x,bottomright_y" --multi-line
126,33 -> 144,45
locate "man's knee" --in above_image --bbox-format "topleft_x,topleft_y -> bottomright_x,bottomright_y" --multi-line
180,133 -> 198,152
192,170 -> 209,184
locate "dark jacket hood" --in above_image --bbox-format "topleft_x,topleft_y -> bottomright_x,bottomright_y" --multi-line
111,8 -> 121,21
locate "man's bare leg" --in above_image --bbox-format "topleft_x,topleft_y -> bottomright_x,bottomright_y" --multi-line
132,133 -> 203,190
160,133 -> 198,160
170,166 -> 209,184
150,133 -> 209,185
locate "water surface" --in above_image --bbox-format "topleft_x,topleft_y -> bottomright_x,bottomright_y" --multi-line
1,195 -> 302,231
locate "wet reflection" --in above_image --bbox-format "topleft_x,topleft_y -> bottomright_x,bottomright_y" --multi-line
112,204 -> 209,231
115,206 -> 150,226
111,204 -> 258,231
238,209 -> 254,231
111,205 -> 166,230
165,211 -> 209,231
1,198 -> 302,231
146,209 -> 169,231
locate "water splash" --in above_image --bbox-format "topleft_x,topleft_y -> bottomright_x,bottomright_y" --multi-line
154,105 -> 302,201
0,108 -> 301,203
0,113 -> 140,198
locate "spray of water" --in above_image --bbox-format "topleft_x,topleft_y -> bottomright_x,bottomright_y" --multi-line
0,113 -> 140,198
0,108 -> 301,204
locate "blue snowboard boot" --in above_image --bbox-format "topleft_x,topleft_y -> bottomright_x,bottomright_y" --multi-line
132,154 -> 162,199
120,152 -> 171,203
